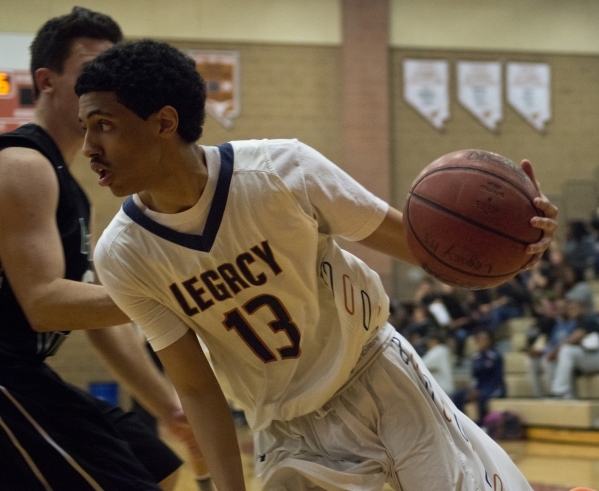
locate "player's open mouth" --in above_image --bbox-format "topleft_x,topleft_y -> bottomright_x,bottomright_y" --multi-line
96,168 -> 114,187
91,161 -> 113,187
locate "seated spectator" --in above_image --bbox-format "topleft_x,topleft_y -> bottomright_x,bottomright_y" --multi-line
554,262 -> 594,314
564,220 -> 596,276
477,275 -> 531,332
527,296 -> 578,398
412,276 -> 437,305
418,280 -> 479,366
440,285 -> 480,365
403,303 -> 438,356
464,288 -> 493,324
422,331 -> 455,395
521,249 -> 556,305
451,329 -> 506,425
550,301 -> 599,399
388,298 -> 412,335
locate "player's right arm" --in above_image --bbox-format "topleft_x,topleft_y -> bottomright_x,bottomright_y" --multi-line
155,329 -> 247,491
358,206 -> 419,265
0,147 -> 129,332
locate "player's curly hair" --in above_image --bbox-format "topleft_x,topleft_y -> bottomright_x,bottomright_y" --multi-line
75,39 -> 207,143
30,6 -> 122,98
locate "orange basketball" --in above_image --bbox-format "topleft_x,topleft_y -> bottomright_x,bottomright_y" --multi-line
403,149 -> 543,289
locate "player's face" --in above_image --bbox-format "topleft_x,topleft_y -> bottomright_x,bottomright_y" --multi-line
51,38 -> 113,138
79,91 -> 164,197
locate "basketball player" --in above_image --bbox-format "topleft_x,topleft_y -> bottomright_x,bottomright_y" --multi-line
0,10 -> 211,491
77,40 -> 558,491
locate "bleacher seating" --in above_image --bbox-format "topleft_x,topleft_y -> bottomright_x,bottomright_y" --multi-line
489,398 -> 599,429
455,282 -> 599,442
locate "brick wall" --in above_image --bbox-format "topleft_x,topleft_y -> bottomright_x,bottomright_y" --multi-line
69,42 -> 599,305
391,48 -> 599,225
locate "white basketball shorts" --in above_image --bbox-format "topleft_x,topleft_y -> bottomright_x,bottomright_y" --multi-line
254,324 -> 531,491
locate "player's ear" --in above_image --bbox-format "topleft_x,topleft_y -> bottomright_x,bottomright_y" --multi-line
157,105 -> 179,138
34,68 -> 54,95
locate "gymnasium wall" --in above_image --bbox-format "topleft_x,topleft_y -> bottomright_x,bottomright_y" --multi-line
390,48 -> 599,218
3,0 -> 599,400
3,1 -> 599,224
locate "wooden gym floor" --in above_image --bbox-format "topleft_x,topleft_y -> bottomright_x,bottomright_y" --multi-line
164,424 -> 599,491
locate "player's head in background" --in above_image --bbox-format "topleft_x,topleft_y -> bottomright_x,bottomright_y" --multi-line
30,7 -> 122,142
30,7 -> 122,98
76,39 -> 207,144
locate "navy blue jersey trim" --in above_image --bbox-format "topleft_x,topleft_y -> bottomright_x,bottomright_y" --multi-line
122,143 -> 234,252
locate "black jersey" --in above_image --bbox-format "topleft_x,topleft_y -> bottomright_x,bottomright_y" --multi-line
0,123 -> 92,362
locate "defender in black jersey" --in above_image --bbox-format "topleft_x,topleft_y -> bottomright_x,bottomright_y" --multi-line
0,9 -> 201,491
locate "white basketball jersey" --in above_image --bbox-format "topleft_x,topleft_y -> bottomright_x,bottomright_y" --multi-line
95,140 -> 390,430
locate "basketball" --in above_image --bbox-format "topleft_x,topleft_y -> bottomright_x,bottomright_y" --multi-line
403,149 -> 543,289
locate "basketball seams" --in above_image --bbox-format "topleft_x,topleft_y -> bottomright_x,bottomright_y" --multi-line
410,166 -> 539,205
404,149 -> 543,288
406,192 -> 542,246
404,198 -> 529,282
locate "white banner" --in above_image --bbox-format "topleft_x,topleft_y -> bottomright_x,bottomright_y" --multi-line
457,61 -> 502,131
403,59 -> 449,130
188,50 -> 240,129
507,62 -> 551,132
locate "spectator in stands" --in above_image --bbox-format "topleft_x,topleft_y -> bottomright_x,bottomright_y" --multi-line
388,298 -> 412,335
403,303 -> 438,357
412,276 -> 437,305
522,249 -> 555,306
422,331 -> 455,395
416,278 -> 479,366
550,299 -> 599,399
451,329 -> 506,424
464,288 -> 493,324
436,285 -> 480,366
590,206 -> 599,277
564,220 -> 596,276
527,296 -> 578,397
477,275 -> 531,332
554,262 -> 594,314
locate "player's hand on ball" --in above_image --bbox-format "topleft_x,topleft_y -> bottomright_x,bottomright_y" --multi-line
520,159 -> 558,269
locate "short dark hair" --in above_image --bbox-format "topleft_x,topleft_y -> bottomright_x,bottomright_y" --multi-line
75,40 -> 207,143
30,6 -> 123,98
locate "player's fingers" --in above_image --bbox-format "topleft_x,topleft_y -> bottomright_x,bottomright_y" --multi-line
531,215 -> 558,234
533,196 -> 558,219
522,159 -> 552,206
521,252 -> 541,270
526,235 -> 552,255
520,159 -> 538,187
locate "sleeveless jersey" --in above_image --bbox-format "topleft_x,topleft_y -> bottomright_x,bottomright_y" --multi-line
0,124 -> 92,362
95,140 -> 390,430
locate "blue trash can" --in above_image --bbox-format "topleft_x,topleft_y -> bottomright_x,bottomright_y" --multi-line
89,382 -> 119,406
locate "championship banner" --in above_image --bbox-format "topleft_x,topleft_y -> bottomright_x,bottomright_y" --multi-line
188,50 -> 240,129
403,59 -> 449,130
507,62 -> 551,132
457,61 -> 502,131
0,70 -> 35,134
